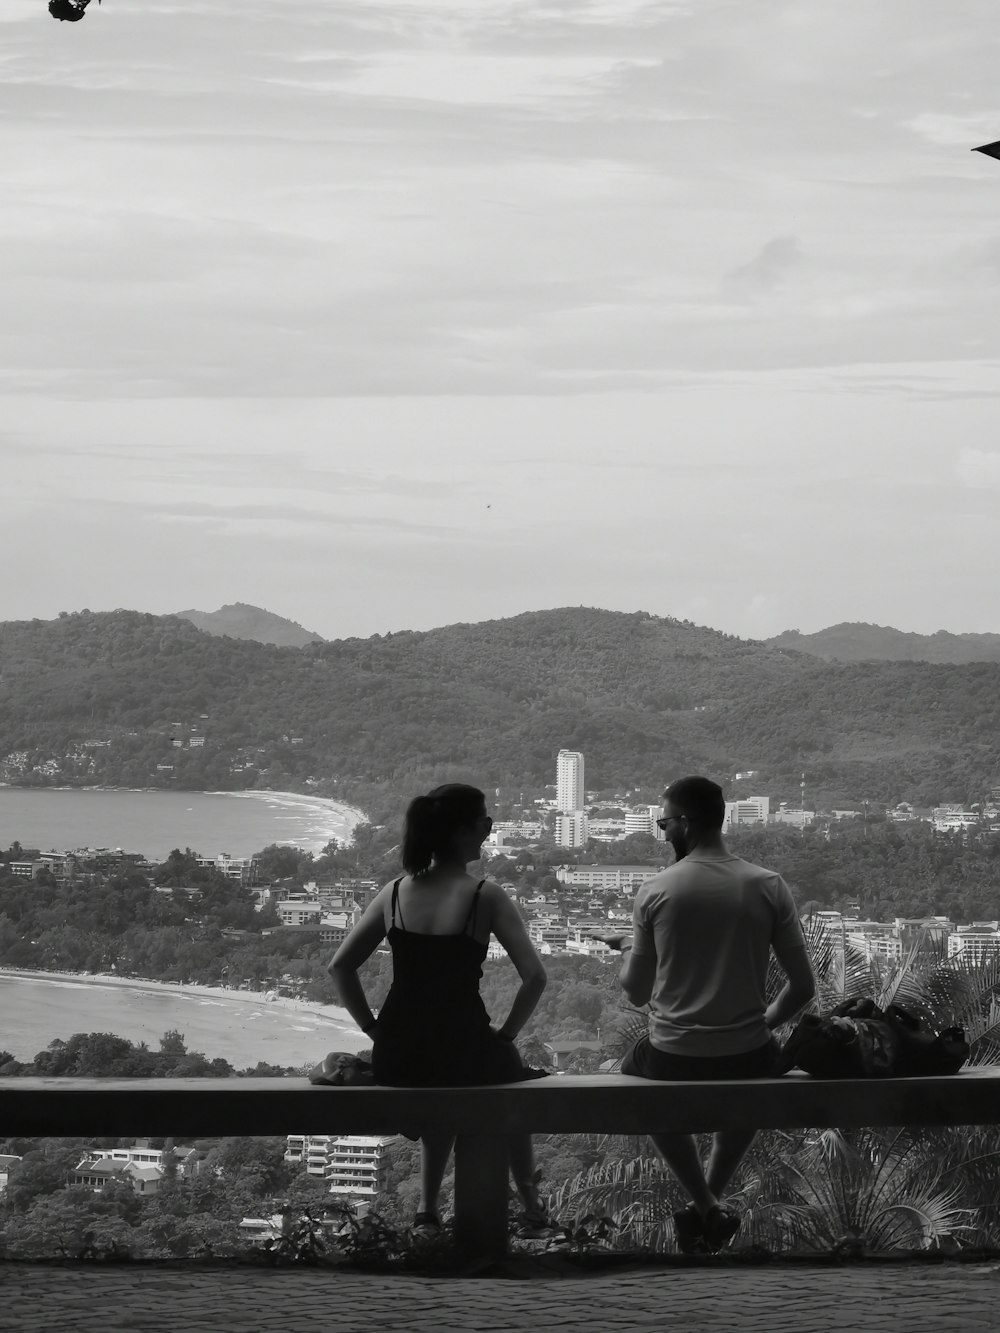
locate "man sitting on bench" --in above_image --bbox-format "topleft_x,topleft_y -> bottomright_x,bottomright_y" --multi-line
600,775 -> 816,1254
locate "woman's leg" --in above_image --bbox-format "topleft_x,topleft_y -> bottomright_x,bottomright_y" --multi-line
509,1133 -> 545,1215
418,1131 -> 455,1218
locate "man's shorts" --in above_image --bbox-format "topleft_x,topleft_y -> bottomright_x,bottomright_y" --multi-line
621,1034 -> 780,1081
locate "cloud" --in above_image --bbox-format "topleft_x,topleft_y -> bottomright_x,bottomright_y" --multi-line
907,111 -> 1000,147
721,236 -> 802,303
1,0 -> 998,397
956,448 -> 1000,489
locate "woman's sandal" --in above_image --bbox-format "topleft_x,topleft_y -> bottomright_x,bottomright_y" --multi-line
412,1211 -> 442,1240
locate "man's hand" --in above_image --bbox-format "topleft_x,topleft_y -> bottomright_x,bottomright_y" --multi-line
590,933 -> 629,951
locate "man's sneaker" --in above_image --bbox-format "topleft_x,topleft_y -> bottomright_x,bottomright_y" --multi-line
412,1211 -> 442,1241
672,1205 -> 709,1256
515,1206 -> 559,1240
702,1205 -> 741,1252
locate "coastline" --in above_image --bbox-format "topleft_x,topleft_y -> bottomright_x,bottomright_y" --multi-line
0,967 -> 366,1043
204,789 -> 369,843
0,784 -> 370,855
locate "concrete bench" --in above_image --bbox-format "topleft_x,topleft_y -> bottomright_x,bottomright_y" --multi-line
3,1070 -> 998,1258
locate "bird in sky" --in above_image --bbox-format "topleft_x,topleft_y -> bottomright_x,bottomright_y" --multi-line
49,0 -> 100,21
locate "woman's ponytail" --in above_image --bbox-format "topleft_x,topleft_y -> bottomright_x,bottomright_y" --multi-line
401,794 -> 439,877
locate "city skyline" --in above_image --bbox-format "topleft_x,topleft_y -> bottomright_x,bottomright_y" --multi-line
3,1 -> 999,641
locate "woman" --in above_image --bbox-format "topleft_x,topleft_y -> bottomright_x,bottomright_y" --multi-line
328,783 -> 552,1239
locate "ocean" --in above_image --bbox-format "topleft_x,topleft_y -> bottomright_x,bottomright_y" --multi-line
0,786 -> 371,1065
0,786 -> 365,861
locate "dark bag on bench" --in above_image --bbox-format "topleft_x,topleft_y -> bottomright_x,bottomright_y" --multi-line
776,997 -> 968,1078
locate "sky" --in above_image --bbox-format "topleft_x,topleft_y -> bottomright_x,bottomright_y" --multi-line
2,0 -> 999,641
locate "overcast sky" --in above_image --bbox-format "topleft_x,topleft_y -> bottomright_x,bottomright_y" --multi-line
2,0 -> 999,641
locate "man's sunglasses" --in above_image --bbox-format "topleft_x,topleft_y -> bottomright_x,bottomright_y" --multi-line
655,815 -> 686,831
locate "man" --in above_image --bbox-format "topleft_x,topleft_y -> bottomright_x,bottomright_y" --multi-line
602,776 -> 816,1254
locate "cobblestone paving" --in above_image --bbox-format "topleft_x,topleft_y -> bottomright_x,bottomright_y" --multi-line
1,1262 -> 998,1332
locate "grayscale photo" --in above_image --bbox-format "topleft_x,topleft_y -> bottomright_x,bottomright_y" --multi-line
1,1 -> 998,1328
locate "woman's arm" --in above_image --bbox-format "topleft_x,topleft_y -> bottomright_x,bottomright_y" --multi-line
327,887 -> 390,1037
487,885 -> 547,1041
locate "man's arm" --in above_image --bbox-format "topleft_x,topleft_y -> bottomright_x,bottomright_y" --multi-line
765,937 -> 817,1030
594,887 -> 657,1007
620,945 -> 656,1007
764,877 -> 817,1030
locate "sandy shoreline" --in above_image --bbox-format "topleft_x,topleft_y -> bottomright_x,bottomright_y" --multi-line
202,789 -> 370,844
0,967 -> 364,1038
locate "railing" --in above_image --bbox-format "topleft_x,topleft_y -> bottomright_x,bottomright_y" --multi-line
3,1070 -> 1000,1259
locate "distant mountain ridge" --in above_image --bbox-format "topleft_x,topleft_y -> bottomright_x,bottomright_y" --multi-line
767,623 -> 1000,665
1,606 -> 999,809
174,603 -> 324,648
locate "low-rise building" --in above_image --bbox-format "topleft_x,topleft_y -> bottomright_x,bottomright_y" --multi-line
72,1156 -> 165,1196
724,797 -> 771,830
555,864 -> 664,892
564,929 -> 612,958
275,900 -> 323,927
773,806 -> 816,828
528,921 -> 569,951
0,1154 -> 22,1194
195,853 -> 258,884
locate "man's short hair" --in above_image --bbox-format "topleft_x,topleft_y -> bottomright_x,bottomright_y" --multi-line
663,776 -> 726,830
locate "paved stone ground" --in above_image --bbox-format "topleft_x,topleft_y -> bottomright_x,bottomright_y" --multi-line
1,1261 -> 999,1332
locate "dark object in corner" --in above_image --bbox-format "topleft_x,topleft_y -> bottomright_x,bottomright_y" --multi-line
308,1051 -> 375,1086
972,140 -> 1000,163
776,997 -> 969,1078
49,0 -> 101,21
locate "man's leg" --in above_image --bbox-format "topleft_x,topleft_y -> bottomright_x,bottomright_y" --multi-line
418,1131 -> 455,1218
648,1132 -> 717,1218
705,1128 -> 757,1201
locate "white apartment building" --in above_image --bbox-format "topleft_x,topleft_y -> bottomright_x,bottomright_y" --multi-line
624,810 -> 655,837
948,925 -> 1000,964
724,797 -> 770,830
284,1135 -> 395,1198
555,864 -> 664,892
555,811 -> 589,848
845,923 -> 902,963
556,749 -> 585,812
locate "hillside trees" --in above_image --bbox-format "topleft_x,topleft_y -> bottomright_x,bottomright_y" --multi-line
3,607 -> 1000,805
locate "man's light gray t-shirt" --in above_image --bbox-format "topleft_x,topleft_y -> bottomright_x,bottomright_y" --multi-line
631,853 -> 807,1057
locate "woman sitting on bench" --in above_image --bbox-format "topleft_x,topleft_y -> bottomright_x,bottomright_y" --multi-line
329,783 -> 554,1240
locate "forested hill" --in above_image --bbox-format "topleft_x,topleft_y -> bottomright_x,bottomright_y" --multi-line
174,603 -> 324,647
0,607 -> 998,808
767,623 -> 1000,665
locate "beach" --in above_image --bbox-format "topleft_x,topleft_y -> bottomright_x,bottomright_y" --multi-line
0,968 -> 369,1067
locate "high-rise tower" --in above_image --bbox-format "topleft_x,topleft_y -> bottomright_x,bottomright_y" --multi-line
556,749 -> 585,813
